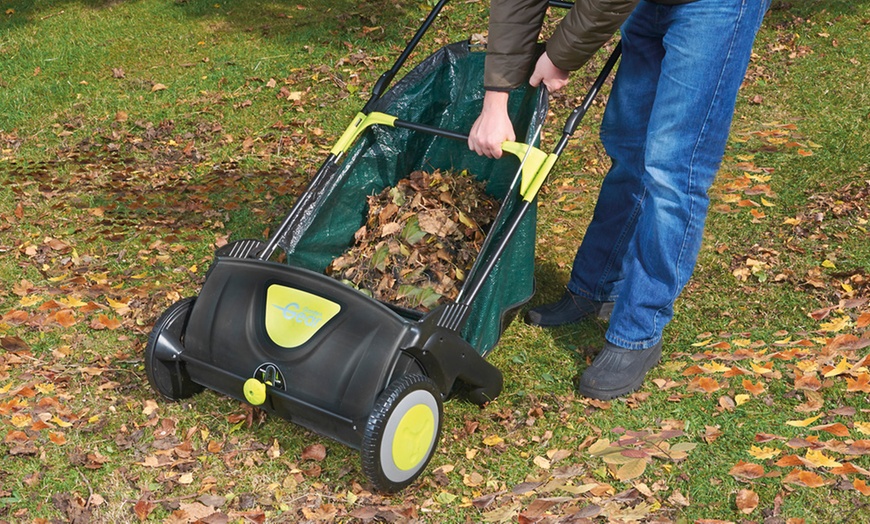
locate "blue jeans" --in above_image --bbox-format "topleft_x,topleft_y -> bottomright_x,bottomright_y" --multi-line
567,0 -> 771,350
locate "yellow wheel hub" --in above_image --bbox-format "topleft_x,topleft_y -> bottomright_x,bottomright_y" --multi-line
391,404 -> 435,471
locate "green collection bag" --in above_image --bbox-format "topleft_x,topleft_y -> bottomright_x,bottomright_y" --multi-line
280,42 -> 548,356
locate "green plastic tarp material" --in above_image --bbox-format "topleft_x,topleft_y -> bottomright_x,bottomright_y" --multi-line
280,41 -> 548,356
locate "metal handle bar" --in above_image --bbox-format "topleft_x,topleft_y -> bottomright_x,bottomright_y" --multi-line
393,40 -> 621,158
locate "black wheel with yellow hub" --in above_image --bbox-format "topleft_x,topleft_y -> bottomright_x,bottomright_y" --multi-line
144,298 -> 204,401
361,374 -> 443,492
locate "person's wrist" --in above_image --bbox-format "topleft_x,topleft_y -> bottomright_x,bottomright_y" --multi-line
482,90 -> 510,111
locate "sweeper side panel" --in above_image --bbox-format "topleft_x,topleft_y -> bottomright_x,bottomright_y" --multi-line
163,257 -> 423,447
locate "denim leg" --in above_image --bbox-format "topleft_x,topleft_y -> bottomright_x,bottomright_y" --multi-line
567,3 -> 662,303
570,0 -> 771,349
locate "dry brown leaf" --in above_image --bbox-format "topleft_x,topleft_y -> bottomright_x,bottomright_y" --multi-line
615,458 -> 647,481
782,468 -> 828,488
301,443 -> 327,461
742,379 -> 766,396
736,488 -> 759,514
846,373 -> 870,393
854,478 -> 870,496
729,460 -> 765,480
810,423 -> 850,437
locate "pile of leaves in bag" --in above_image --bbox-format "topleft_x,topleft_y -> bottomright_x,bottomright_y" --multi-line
327,169 -> 499,311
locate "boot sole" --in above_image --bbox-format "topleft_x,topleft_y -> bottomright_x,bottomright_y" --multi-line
577,346 -> 662,400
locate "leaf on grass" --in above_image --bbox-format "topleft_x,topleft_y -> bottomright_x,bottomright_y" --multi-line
700,361 -> 730,373
794,371 -> 822,391
483,435 -> 504,447
823,358 -> 850,378
742,379 -> 766,396
90,314 -> 122,330
786,415 -> 822,427
804,449 -> 842,468
854,479 -> 870,496
687,376 -> 721,393
819,316 -> 850,333
783,468 -> 828,488
0,335 -> 30,352
615,458 -> 647,481
301,443 -> 326,461
533,456 -> 551,470
748,446 -> 781,460
846,374 -> 870,393
134,499 -> 156,521
481,502 -> 521,522
736,488 -> 759,514
729,461 -> 765,480
58,296 -> 88,308
703,426 -> 723,443
463,471 -> 484,487
750,362 -> 774,375
53,309 -> 77,328
810,423 -> 850,437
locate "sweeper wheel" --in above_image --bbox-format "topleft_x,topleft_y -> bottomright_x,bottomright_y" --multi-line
144,298 -> 204,401
361,374 -> 443,492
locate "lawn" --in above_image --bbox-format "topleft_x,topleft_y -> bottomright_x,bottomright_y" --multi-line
1,0 -> 868,523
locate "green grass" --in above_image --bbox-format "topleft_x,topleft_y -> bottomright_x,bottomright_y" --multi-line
2,0 -> 869,522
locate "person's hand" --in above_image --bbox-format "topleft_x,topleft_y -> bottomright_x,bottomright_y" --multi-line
530,51 -> 570,92
468,90 -> 514,159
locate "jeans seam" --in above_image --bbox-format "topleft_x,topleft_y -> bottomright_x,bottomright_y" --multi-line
649,0 -> 750,339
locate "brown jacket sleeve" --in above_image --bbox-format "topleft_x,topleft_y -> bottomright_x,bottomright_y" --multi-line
484,0 -> 639,90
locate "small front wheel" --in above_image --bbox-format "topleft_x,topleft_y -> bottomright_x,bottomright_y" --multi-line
144,298 -> 203,401
361,374 -> 443,492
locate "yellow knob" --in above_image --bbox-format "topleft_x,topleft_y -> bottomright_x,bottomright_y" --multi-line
243,378 -> 267,406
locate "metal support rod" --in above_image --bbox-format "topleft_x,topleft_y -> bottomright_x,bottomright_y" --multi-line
553,41 -> 622,156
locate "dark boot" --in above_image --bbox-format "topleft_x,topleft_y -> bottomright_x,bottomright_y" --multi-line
525,290 -> 614,327
577,341 -> 663,400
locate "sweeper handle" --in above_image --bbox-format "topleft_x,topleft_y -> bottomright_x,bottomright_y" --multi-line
451,41 -> 622,311
389,40 -> 621,202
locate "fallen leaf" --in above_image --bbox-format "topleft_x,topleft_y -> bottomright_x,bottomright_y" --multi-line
736,488 -> 759,514
615,458 -> 647,481
743,379 -> 766,396
786,415 -> 822,428
729,461 -> 765,480
810,423 -> 850,437
823,358 -> 850,378
804,449 -> 842,468
134,499 -> 156,521
301,443 -> 326,461
748,446 -> 781,460
783,469 -> 828,488
483,435 -> 504,447
846,374 -> 870,393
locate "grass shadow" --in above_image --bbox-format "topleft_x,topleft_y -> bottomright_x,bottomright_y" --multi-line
524,259 -> 609,379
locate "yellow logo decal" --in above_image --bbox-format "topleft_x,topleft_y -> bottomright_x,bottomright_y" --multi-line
265,285 -> 341,348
